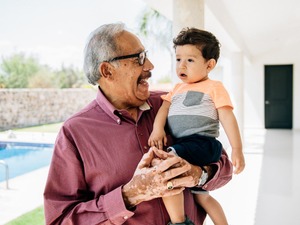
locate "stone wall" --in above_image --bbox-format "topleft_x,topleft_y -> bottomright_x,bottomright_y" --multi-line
0,89 -> 97,131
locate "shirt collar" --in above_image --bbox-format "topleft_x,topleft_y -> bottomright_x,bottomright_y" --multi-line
96,87 -> 151,124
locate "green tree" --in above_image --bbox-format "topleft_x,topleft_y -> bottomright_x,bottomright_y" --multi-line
0,53 -> 42,88
137,7 -> 173,84
53,65 -> 86,88
137,8 -> 173,55
27,68 -> 56,88
0,53 -> 88,88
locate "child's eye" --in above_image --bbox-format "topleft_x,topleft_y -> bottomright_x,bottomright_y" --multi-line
188,59 -> 194,62
176,58 -> 181,62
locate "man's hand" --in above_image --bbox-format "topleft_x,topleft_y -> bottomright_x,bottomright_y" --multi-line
122,147 -> 192,208
152,147 -> 203,188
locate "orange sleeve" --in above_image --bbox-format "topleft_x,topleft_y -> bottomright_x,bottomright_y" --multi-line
161,83 -> 181,103
211,81 -> 233,109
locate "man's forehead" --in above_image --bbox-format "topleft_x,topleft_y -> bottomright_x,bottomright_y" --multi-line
117,31 -> 144,52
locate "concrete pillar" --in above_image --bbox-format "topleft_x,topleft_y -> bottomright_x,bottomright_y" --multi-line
173,0 -> 205,35
172,0 -> 205,83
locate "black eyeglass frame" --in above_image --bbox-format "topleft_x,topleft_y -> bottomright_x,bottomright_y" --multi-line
107,50 -> 147,66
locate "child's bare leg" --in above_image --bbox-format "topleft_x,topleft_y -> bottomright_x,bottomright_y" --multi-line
163,192 -> 185,223
194,193 -> 228,225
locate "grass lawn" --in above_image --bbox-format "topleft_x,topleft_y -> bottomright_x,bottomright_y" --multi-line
5,206 -> 45,225
11,123 -> 62,133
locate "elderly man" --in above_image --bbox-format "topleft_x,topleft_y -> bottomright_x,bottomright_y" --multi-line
43,23 -> 233,225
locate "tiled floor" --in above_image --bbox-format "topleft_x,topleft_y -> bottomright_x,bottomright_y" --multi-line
1,129 -> 299,225
0,166 -> 49,224
0,131 -> 55,225
206,129 -> 300,225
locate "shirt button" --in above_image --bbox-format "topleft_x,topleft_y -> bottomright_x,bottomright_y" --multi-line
123,216 -> 128,220
144,146 -> 148,150
117,119 -> 121,124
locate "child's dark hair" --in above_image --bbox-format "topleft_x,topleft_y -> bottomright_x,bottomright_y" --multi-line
173,27 -> 221,62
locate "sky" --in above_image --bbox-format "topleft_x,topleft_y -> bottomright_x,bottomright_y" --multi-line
0,0 -> 171,82
0,0 -> 145,68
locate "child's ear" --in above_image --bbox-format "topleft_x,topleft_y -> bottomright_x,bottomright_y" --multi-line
207,59 -> 216,72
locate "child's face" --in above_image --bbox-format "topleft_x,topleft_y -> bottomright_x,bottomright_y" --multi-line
175,44 -> 215,83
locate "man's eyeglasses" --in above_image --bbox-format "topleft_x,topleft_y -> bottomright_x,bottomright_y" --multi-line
107,50 -> 147,66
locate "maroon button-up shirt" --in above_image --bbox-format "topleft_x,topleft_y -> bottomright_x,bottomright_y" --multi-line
44,89 -> 233,225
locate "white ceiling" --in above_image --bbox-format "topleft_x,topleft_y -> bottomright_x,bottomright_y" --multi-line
144,0 -> 300,61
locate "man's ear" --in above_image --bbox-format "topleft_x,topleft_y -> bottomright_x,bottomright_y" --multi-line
207,59 -> 216,72
98,62 -> 113,79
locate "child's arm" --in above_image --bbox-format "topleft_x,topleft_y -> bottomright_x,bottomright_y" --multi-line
218,107 -> 245,174
148,100 -> 171,150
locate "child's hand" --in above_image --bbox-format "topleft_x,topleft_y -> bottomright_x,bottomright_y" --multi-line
231,150 -> 245,174
148,130 -> 168,150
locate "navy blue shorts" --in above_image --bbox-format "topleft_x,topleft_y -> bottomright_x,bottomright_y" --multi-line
172,134 -> 222,166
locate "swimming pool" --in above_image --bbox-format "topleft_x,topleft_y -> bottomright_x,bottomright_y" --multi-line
0,142 -> 54,182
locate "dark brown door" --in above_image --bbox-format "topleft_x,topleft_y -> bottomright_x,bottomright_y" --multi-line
264,65 -> 293,129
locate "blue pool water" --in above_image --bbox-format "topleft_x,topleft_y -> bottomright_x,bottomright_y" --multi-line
0,142 -> 54,182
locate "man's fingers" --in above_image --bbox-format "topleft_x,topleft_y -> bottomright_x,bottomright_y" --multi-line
152,147 -> 172,160
169,176 -> 194,188
137,148 -> 154,169
154,156 -> 180,172
161,161 -> 191,180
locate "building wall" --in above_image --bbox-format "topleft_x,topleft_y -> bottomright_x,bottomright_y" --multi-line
243,41 -> 300,130
0,89 -> 96,131
214,43 -> 300,131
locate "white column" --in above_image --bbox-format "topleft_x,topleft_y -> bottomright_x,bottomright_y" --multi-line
230,52 -> 244,138
173,0 -> 205,35
172,0 -> 205,83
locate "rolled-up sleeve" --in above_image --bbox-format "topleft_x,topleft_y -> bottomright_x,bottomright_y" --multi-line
202,149 -> 233,191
